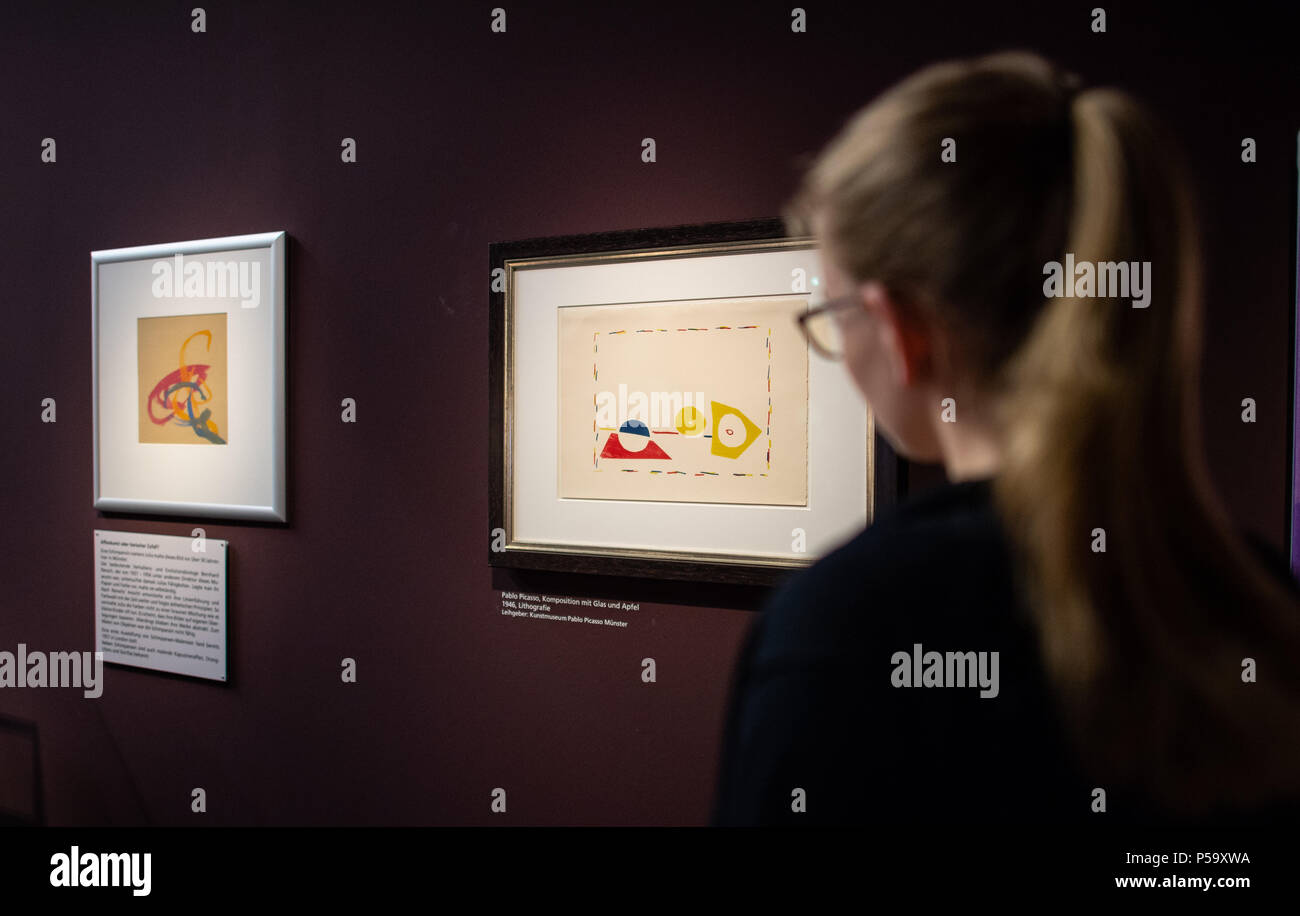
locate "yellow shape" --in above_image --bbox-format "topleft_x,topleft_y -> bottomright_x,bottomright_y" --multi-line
710,400 -> 761,459
675,405 -> 706,436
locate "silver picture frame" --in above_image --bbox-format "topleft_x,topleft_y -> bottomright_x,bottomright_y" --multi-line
91,231 -> 287,522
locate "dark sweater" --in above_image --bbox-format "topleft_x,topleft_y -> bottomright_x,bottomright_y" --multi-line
710,477 -> 1300,826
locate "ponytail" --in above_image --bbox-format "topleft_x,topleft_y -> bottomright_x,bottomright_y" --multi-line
995,89 -> 1300,814
790,51 -> 1300,816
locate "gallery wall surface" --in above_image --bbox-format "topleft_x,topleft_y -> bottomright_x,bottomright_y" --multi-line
0,1 -> 1294,825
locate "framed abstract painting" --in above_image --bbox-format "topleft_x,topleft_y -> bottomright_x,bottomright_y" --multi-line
489,218 -> 899,585
92,231 -> 287,522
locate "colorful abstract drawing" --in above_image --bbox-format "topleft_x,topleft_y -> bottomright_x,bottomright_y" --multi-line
138,313 -> 228,445
558,296 -> 809,506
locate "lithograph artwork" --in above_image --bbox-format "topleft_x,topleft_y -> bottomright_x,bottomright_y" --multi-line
557,295 -> 809,506
137,312 -> 228,445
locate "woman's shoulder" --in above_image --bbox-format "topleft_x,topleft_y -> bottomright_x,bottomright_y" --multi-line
715,477 -> 1083,825
753,478 -> 1022,665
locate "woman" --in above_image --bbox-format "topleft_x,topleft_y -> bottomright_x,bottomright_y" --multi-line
711,51 -> 1300,825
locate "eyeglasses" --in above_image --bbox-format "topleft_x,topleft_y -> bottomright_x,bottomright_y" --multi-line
797,294 -> 861,360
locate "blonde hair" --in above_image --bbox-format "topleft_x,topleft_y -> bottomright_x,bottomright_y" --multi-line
787,51 -> 1300,815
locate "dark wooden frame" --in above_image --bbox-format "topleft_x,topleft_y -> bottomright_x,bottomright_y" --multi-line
488,217 -> 900,586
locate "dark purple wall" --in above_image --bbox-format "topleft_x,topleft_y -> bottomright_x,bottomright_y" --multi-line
0,1 -> 1293,825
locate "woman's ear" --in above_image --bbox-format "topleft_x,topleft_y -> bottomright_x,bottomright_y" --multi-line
860,282 -> 932,386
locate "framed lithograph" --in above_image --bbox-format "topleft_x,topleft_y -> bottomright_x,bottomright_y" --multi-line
489,218 -> 899,585
92,231 -> 287,521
